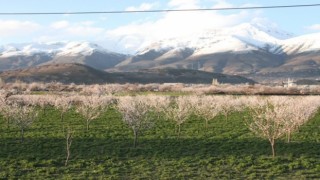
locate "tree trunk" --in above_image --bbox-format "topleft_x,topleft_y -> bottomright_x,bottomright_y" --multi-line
20,128 -> 24,143
42,107 -> 47,116
6,117 -> 10,129
205,119 -> 208,130
177,124 -> 181,138
65,146 -> 70,166
133,130 -> 138,148
86,120 -> 89,131
287,131 -> 291,143
60,112 -> 64,122
270,139 -> 276,158
65,129 -> 73,166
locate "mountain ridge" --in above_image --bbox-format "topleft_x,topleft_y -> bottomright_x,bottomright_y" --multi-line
0,23 -> 320,82
0,63 -> 255,85
110,23 -> 320,80
0,41 -> 127,71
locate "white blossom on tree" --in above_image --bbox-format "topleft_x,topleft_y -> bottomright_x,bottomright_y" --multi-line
246,96 -> 319,158
76,95 -> 112,131
194,96 -> 221,129
144,95 -> 171,119
54,96 -> 73,122
117,96 -> 154,147
0,95 -> 12,128
164,96 -> 193,137
9,103 -> 38,142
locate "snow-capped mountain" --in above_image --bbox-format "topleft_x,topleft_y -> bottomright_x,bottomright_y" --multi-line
279,32 -> 320,54
112,23 -> 320,80
133,22 -> 320,57
0,23 -> 320,81
136,23 -> 292,55
0,41 -> 113,57
0,41 -> 127,71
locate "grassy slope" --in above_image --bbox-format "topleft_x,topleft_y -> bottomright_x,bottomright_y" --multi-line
0,107 -> 319,179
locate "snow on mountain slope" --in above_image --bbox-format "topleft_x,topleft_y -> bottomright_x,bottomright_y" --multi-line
279,32 -> 320,54
0,45 -> 23,57
0,41 -> 128,72
56,42 -> 112,56
246,21 -> 293,40
0,22 -> 315,59
0,42 -> 62,57
0,41 -> 112,57
137,23 -> 292,56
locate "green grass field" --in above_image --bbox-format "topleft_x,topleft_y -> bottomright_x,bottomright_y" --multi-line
0,106 -> 319,179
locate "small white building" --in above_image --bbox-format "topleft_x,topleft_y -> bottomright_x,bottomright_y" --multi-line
283,78 -> 296,87
212,78 -> 220,86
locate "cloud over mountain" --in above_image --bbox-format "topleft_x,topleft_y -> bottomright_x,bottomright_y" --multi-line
106,0 -> 258,53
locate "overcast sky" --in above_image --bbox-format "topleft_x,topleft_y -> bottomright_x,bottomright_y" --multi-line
1,0 -> 320,53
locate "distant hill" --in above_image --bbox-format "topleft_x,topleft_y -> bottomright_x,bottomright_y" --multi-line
0,63 -> 108,84
0,63 -> 254,85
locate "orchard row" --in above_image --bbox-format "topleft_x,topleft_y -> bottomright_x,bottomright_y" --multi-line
1,94 -> 319,160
